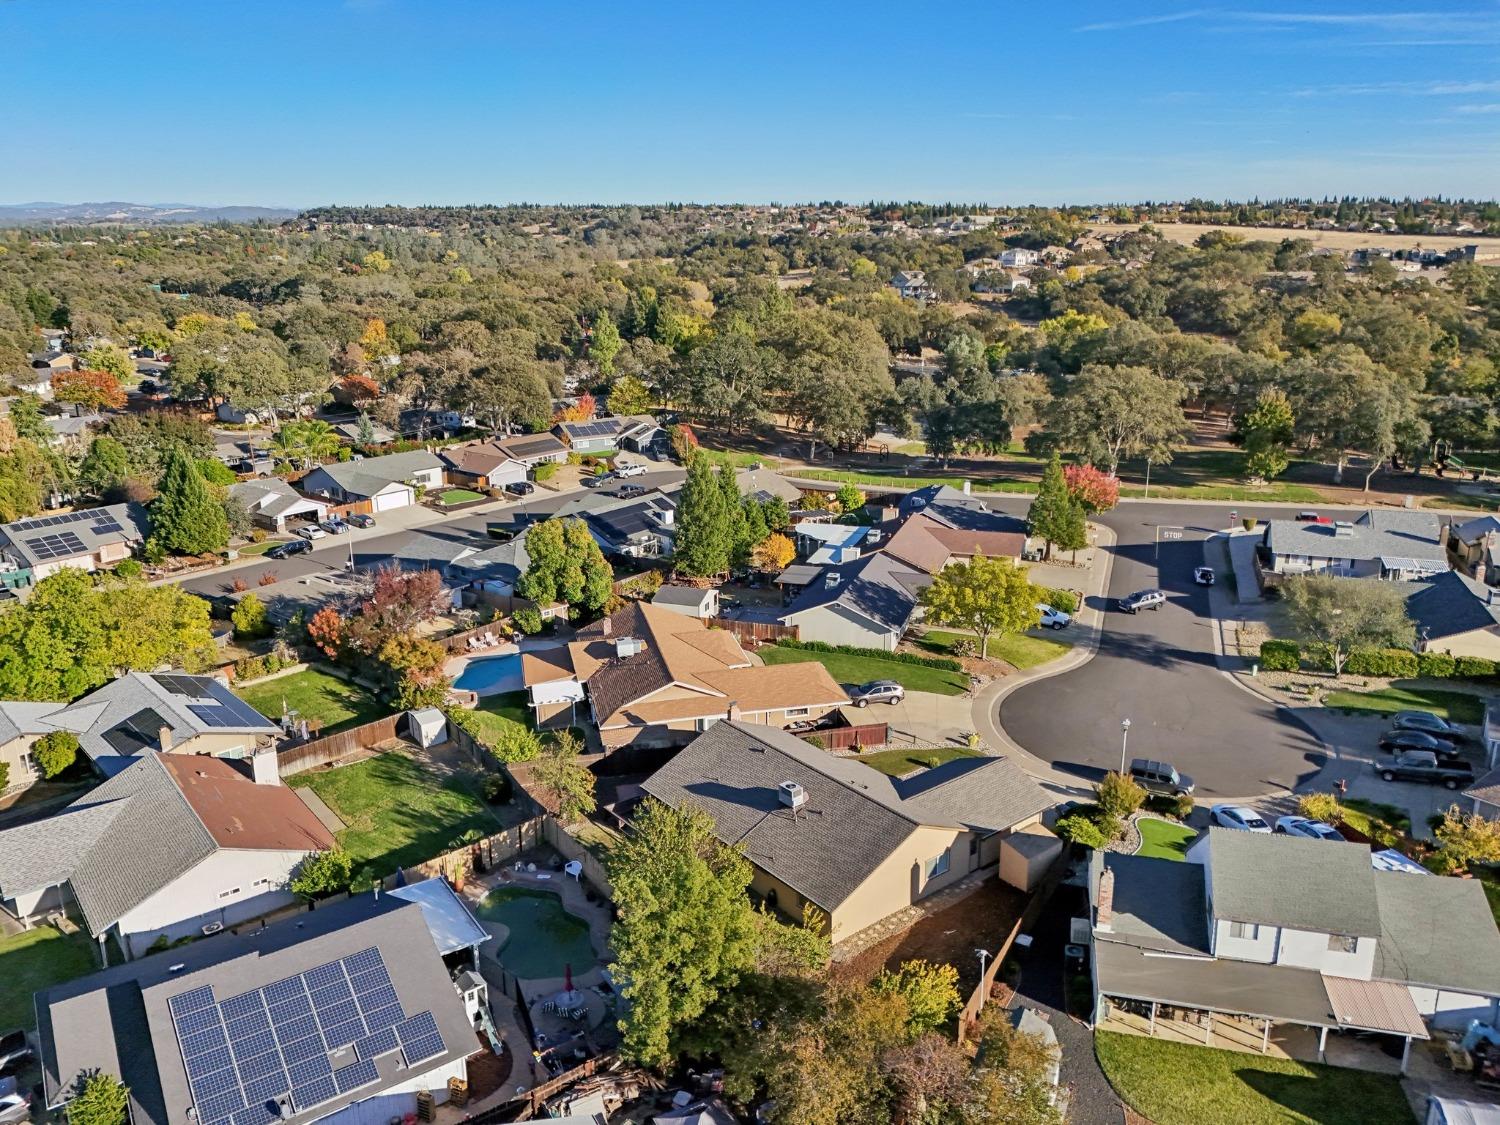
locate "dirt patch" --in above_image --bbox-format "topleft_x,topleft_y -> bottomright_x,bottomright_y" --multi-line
463,1033 -> 513,1101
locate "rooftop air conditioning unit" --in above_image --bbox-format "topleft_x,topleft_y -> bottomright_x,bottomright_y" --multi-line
615,636 -> 645,659
866,529 -> 883,545
779,781 -> 807,810
825,573 -> 842,589
201,921 -> 223,936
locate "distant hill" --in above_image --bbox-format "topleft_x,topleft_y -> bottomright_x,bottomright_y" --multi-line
0,201 -> 300,225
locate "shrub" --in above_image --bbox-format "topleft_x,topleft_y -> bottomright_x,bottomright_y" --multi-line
115,558 -> 143,579
1456,655 -> 1497,679
1096,771 -> 1146,821
1258,639 -> 1300,672
1146,792 -> 1194,820
33,731 -> 80,778
775,638 -> 962,672
1298,792 -> 1343,825
1037,586 -> 1079,615
232,593 -> 272,639
0,761 -> 9,791
493,725 -> 544,764
1344,647 -> 1419,678
534,461 -> 559,482
1054,813 -> 1106,849
481,772 -> 514,803
949,637 -> 978,658
1300,641 -> 1335,672
512,607 -> 543,635
291,849 -> 354,899
1418,650 -> 1457,679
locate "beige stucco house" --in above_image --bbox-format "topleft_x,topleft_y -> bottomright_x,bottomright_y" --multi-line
1404,570 -> 1500,661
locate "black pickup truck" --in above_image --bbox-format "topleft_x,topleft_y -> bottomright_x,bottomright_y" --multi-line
1377,751 -> 1476,790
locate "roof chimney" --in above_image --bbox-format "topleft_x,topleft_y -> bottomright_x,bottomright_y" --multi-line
1096,866 -> 1115,932
250,747 -> 281,786
600,616 -> 612,637
158,725 -> 173,753
727,702 -> 742,722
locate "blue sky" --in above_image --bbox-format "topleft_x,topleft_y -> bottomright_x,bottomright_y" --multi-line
4,0 -> 1498,206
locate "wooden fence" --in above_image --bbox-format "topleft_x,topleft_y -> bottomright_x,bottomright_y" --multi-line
276,714 -> 401,776
709,616 -> 799,643
406,817 -> 548,884
801,721 -> 888,751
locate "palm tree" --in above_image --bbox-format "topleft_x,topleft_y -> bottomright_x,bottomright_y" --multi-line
296,420 -> 341,468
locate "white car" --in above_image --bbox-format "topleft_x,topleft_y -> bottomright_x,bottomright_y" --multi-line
1274,815 -> 1343,841
614,461 -> 647,478
1211,803 -> 1272,833
1037,604 -> 1071,630
295,524 -> 327,541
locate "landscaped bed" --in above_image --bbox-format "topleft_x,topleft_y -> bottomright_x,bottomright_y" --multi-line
1323,683 -> 1486,725
0,926 -> 97,1029
289,751 -> 498,878
234,667 -> 388,734
919,628 -> 1072,671
439,488 -> 486,505
1094,1030 -> 1413,1125
856,745 -> 981,777
1134,818 -> 1197,860
760,645 -> 969,696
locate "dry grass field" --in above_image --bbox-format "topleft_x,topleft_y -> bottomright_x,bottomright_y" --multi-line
1092,221 -> 1498,256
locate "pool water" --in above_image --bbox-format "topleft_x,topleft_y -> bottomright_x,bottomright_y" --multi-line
475,886 -> 597,979
453,651 -> 522,694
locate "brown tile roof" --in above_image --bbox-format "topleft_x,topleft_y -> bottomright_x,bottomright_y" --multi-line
443,442 -> 516,477
159,756 -> 336,852
521,648 -> 575,687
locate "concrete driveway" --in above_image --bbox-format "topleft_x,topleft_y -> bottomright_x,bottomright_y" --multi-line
844,690 -> 977,749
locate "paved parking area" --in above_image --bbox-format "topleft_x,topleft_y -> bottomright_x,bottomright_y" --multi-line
855,690 -> 977,748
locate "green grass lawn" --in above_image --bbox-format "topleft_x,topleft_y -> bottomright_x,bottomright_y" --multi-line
234,668 -> 389,734
1095,1030 -> 1414,1125
1324,683 -> 1487,725
1135,818 -> 1198,860
290,751 -> 498,878
0,926 -> 97,1029
793,467 -> 1039,494
759,645 -> 969,696
857,745 -> 981,777
1425,494 -> 1500,512
439,488 -> 486,505
235,540 -> 283,556
462,691 -> 530,747
918,628 -> 1072,671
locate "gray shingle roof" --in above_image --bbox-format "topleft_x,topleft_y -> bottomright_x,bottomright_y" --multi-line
1404,570 -> 1500,641
1452,515 -> 1500,543
897,756 -> 1053,833
652,585 -> 711,607
305,450 -> 443,498
1372,869 -> 1500,996
0,503 -> 150,569
1264,509 -> 1445,566
1093,851 -> 1210,955
1204,827 -> 1383,937
780,551 -> 930,634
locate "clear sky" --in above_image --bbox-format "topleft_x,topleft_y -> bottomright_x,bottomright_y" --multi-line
4,0 -> 1498,207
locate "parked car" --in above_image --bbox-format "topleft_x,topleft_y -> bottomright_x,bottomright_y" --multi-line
1037,604 -> 1072,630
1274,816 -> 1344,841
266,538 -> 313,560
319,517 -> 349,535
1118,589 -> 1166,613
506,480 -> 535,496
294,524 -> 327,541
1194,567 -> 1215,586
850,680 -> 905,707
1377,751 -> 1476,789
615,461 -> 648,478
615,483 -> 648,498
348,513 -> 375,529
1295,511 -> 1331,524
1211,804 -> 1272,833
0,1031 -> 30,1073
0,1077 -> 29,1125
1391,710 -> 1466,743
1129,758 -> 1195,797
1378,729 -> 1465,759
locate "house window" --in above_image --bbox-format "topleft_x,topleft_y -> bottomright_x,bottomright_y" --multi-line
924,850 -> 951,880
1327,934 -> 1357,954
218,887 -> 241,900
785,707 -> 810,718
1229,921 -> 1259,940
251,878 -> 271,889
18,752 -> 34,777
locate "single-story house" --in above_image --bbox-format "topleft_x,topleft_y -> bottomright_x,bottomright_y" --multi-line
215,570 -> 368,629
735,466 -> 804,505
18,352 -> 77,398
1090,828 -> 1500,1073
230,478 -> 330,533
301,450 -> 445,513
1403,569 -> 1500,660
0,702 -> 76,795
1259,510 -> 1447,583
42,411 -> 103,448
643,721 -> 1054,940
553,418 -> 625,454
899,484 -> 1029,557
0,752 -> 333,958
651,583 -> 719,619
37,891 -> 481,1125
440,441 -> 529,490
795,521 -> 872,565
1446,515 -> 1500,585
521,602 -> 847,749
780,551 -> 932,650
0,502 -> 150,582
493,431 -> 568,468
582,491 -> 678,558
332,418 -> 398,445
618,419 -> 665,454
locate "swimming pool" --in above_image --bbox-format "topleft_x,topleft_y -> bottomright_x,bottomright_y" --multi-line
474,886 -> 597,979
453,651 -> 522,694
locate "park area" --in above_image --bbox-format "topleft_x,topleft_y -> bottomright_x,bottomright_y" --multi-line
234,667 -> 388,734
759,644 -> 969,696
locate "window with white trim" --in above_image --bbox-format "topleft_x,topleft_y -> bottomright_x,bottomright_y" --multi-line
1229,921 -> 1259,940
785,707 -> 810,718
923,850 -> 951,880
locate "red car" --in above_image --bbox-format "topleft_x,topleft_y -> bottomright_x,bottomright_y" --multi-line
1295,511 -> 1332,524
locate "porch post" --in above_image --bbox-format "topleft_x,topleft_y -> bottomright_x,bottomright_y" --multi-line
1318,1026 -> 1328,1062
1205,1011 -> 1212,1046
1148,1001 -> 1157,1036
1262,1019 -> 1271,1054
1400,1035 -> 1412,1076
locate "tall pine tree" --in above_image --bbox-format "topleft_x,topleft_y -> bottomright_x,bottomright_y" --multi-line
1027,452 -> 1087,560
673,455 -> 730,577
151,446 -> 229,555
717,465 -> 750,568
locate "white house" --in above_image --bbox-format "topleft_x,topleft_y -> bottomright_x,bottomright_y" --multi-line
999,247 -> 1040,268
651,583 -> 720,619
229,478 -> 330,533
0,752 -> 336,959
889,270 -> 936,301
1260,510 -> 1448,583
301,450 -> 445,512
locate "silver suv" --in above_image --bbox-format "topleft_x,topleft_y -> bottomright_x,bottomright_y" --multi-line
1119,589 -> 1166,613
850,680 -> 905,707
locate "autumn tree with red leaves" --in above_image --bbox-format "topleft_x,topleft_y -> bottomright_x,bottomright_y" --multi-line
53,369 -> 127,412
1063,462 -> 1120,513
307,606 -> 344,660
344,566 -> 448,655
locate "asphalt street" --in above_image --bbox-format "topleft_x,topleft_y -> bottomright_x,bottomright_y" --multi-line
997,500 -> 1357,800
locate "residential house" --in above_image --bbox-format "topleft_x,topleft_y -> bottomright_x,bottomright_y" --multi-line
735,466 -> 805,504
493,431 -> 568,468
643,722 -> 1055,940
1403,570 -> 1500,660
780,550 -> 933,650
1445,515 -> 1500,585
1090,828 -> 1500,1073
215,570 -> 368,629
440,440 -> 529,490
0,752 -> 333,958
999,248 -> 1040,269
332,418 -> 398,445
651,583 -> 719,619
795,521 -> 873,565
578,490 -> 679,559
0,702 -> 77,794
1464,767 -> 1500,821
214,438 -> 274,476
17,351 -> 77,398
890,270 -> 936,301
520,602 -> 847,749
1259,510 -> 1448,584
230,478 -> 330,533
42,411 -> 103,448
618,418 -> 665,454
37,891 -> 482,1125
553,418 -> 625,454
0,503 -> 150,583
301,450 -> 445,513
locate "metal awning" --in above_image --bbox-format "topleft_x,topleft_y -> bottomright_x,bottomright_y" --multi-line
776,564 -> 822,586
1323,975 -> 1429,1039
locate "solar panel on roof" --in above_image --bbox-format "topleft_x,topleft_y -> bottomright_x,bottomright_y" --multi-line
262,976 -> 306,1006
268,996 -> 313,1024
185,1047 -> 235,1080
226,1011 -> 272,1040
221,991 -> 266,1022
175,1005 -> 225,1036
355,1027 -> 399,1060
170,986 -> 217,1018
362,1003 -> 404,1032
235,1049 -> 283,1082
323,1017 -> 366,1049
230,1031 -> 277,1065
286,1056 -> 332,1086
292,1076 -> 338,1112
342,948 -> 384,976
355,982 -> 399,1015
183,1025 -> 229,1060
395,1011 -> 444,1066
241,1072 -> 289,1105
333,1058 -> 379,1095
189,1067 -> 241,1102
319,998 -> 359,1028
278,1032 -> 323,1064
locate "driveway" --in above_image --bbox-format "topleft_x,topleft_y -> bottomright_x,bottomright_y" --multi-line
845,690 -> 976,749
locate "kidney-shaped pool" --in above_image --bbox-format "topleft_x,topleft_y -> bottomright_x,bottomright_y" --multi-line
474,886 -> 597,979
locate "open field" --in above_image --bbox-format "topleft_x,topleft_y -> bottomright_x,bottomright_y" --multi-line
1092,221 -> 1497,256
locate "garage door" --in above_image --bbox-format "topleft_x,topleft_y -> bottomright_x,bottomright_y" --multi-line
372,487 -> 412,512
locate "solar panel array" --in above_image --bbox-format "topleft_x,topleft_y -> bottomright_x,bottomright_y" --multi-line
10,508 -> 126,535
24,531 -> 87,560
563,420 -> 621,439
155,675 -> 276,729
167,947 -> 445,1125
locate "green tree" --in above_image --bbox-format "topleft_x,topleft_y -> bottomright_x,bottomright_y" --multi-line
530,730 -> 597,824
1096,771 -> 1145,821
66,1071 -> 130,1125
919,554 -> 1040,654
605,373 -> 652,416
151,447 -> 228,555
290,849 -> 354,899
608,799 -> 758,1068
83,343 -> 135,383
871,960 -> 960,1036
78,436 -> 132,496
1282,575 -> 1414,676
718,465 -> 750,568
1027,453 -> 1087,560
32,730 -> 80,779
834,483 -> 866,515
1432,805 -> 1500,875
231,593 -> 272,639
515,518 -> 612,612
674,455 -> 731,577
591,314 -> 623,377
965,1006 -> 1065,1125
7,393 -> 49,443
1242,388 -> 1296,482
1044,363 -> 1188,474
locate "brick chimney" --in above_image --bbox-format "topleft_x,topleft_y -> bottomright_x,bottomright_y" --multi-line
727,702 -> 742,722
600,616 -> 612,637
1096,866 -> 1115,932
158,725 -> 174,753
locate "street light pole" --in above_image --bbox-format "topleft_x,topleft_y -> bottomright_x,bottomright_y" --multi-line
1120,718 -> 1132,775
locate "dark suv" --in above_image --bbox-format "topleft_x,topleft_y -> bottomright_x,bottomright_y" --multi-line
1129,758 -> 1195,797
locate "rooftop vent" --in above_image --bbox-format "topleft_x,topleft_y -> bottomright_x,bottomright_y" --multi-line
865,529 -> 883,545
1333,521 -> 1356,537
657,509 -> 675,527
825,573 -> 842,589
615,636 -> 645,659
779,781 -> 807,810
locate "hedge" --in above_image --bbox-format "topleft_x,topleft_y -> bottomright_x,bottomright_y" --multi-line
774,637 -> 963,672
1345,647 -> 1419,678
1037,586 -> 1080,615
233,651 -> 295,682
1457,655 -> 1497,678
1259,640 -> 1300,672
1418,651 -> 1457,679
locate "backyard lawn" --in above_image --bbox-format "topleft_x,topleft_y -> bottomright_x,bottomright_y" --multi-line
290,751 -> 498,878
760,645 -> 969,696
235,668 -> 388,733
462,692 -> 530,747
1135,818 -> 1197,860
439,488 -> 486,505
1095,1030 -> 1414,1125
919,628 -> 1072,671
1324,683 -> 1486,725
0,926 -> 97,1029
857,745 -> 981,777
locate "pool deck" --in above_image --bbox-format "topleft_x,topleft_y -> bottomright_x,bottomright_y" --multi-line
446,637 -> 569,697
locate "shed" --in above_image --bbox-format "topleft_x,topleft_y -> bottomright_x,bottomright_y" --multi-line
1000,823 -> 1063,891
652,584 -> 719,619
403,707 -> 448,748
